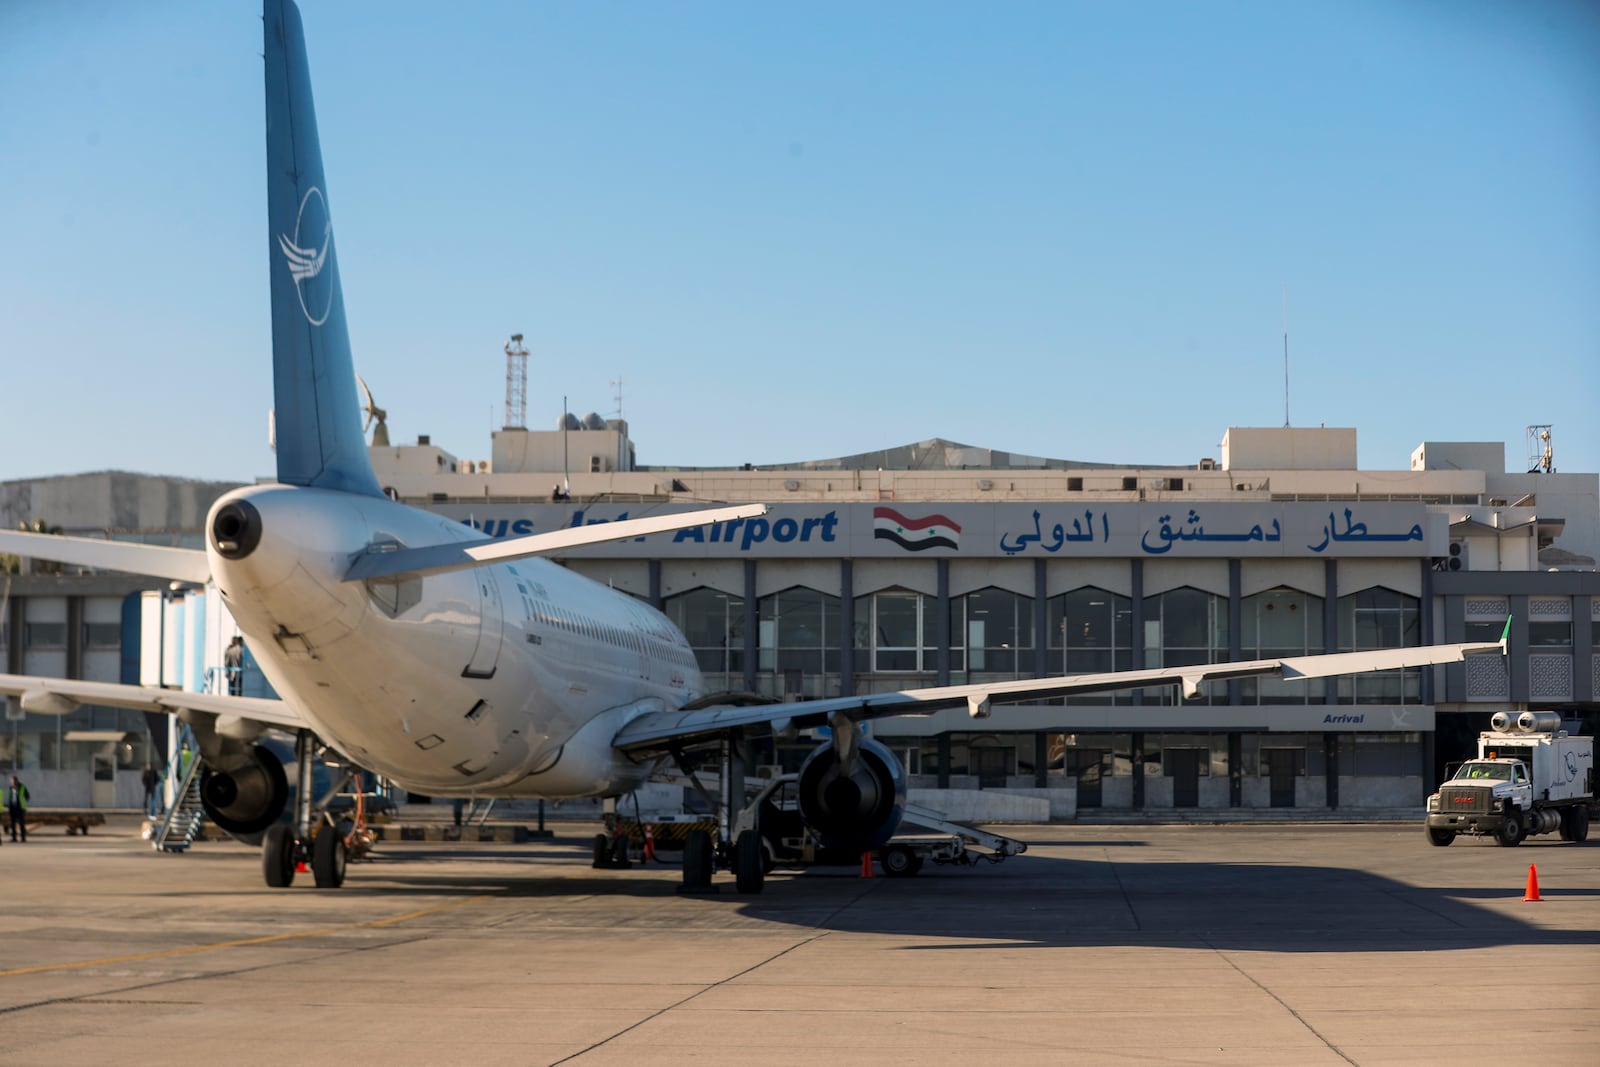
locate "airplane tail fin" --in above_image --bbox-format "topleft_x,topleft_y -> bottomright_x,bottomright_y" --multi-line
262,0 -> 383,497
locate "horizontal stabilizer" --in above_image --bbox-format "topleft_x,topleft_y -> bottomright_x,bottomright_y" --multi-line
344,503 -> 769,582
0,530 -> 211,584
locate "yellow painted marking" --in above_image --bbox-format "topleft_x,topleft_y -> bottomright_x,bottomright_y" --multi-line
0,895 -> 493,978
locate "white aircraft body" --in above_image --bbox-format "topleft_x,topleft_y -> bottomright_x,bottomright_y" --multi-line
0,0 -> 1507,891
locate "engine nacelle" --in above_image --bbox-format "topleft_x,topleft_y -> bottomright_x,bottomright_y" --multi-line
797,736 -> 906,853
200,742 -> 290,842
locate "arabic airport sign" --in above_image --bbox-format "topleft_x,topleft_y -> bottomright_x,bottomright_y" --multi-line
432,501 -> 1447,560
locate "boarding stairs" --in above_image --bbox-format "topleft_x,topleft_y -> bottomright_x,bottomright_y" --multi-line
150,728 -> 206,853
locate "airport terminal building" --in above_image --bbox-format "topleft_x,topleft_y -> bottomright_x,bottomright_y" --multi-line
4,424 -> 1598,815
370,422 -> 1600,816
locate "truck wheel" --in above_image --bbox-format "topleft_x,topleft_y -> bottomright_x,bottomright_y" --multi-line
1496,811 -> 1524,847
880,844 -> 920,877
1568,806 -> 1590,844
1426,827 -> 1455,847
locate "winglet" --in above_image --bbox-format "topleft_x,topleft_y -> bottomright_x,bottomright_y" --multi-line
1500,615 -> 1512,656
263,0 -> 383,497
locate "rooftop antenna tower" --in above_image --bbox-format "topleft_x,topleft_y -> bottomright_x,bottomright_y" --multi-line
610,374 -> 624,421
504,333 -> 528,431
1526,424 -> 1554,473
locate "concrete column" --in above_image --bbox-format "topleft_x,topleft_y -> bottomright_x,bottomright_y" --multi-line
1033,560 -> 1048,678
935,559 -> 950,686
1419,559 -> 1434,705
1324,732 -> 1339,809
1228,731 -> 1243,808
742,560 -> 757,693
1130,559 -> 1144,706
1228,559 -> 1242,706
647,559 -> 662,610
1324,559 -> 1339,704
1132,731 -> 1145,809
838,559 -> 854,698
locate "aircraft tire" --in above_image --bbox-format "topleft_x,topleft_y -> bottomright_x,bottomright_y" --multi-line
592,833 -> 609,868
312,823 -> 348,888
262,823 -> 296,888
734,830 -> 764,894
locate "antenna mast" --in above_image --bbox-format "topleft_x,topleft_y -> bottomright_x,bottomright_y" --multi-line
504,333 -> 528,431
1526,424 -> 1554,473
610,374 -> 624,421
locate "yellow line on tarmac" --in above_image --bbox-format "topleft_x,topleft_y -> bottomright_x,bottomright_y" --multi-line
0,895 -> 494,978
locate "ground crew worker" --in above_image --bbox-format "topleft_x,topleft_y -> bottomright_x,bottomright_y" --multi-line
6,775 -> 29,843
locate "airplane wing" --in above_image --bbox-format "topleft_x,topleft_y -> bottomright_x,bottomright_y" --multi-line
0,674 -> 303,735
610,636 -> 1508,756
343,503 -> 769,582
0,530 -> 211,584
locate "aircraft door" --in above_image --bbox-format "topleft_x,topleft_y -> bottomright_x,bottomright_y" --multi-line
462,569 -> 505,679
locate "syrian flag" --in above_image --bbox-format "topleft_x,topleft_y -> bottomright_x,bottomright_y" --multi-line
873,507 -> 961,551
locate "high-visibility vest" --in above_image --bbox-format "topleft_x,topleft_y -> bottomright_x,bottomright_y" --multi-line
5,784 -> 26,810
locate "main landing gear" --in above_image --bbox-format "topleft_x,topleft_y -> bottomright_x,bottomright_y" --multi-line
260,729 -> 355,889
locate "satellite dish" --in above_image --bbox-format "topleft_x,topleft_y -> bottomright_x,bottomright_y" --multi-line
357,375 -> 390,447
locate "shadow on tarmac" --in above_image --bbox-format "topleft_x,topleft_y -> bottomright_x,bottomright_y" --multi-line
161,833 -> 1600,955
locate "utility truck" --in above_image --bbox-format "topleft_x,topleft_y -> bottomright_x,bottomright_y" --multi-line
1425,711 -> 1595,847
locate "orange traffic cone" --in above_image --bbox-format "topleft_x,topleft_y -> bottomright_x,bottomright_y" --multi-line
1524,864 -> 1541,902
859,851 -> 874,879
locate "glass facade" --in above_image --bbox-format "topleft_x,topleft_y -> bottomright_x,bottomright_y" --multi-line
951,587 -> 1034,679
1142,587 -> 1229,704
663,587 -> 744,688
854,590 -> 939,674
1239,587 -> 1324,704
756,587 -> 841,699
1336,587 -> 1420,704
1049,587 -> 1133,705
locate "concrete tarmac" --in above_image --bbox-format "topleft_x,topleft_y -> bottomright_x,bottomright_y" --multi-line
0,817 -> 1595,1066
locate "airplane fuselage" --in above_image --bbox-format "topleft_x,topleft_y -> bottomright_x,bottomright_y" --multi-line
208,484 -> 702,797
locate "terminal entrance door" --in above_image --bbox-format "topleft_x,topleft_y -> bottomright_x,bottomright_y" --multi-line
1166,749 -> 1201,807
972,747 -> 1012,789
1064,749 -> 1105,808
91,753 -> 116,808
1263,749 -> 1303,808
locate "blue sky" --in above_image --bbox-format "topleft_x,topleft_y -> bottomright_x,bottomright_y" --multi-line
3,1 -> 1596,484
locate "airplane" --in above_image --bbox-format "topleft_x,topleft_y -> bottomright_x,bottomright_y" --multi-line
0,0 -> 1508,894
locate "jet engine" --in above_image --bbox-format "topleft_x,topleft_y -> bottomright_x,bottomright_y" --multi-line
200,742 -> 290,841
796,736 -> 906,853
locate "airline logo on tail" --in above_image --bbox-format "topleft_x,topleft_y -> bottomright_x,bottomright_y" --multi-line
277,186 -> 333,325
